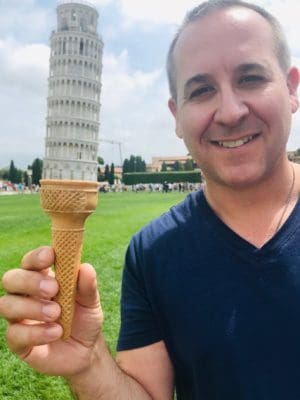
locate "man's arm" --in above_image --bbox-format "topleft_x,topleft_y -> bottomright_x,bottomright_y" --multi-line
116,341 -> 175,399
67,339 -> 174,400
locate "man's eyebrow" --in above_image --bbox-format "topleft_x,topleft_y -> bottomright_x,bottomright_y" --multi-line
237,63 -> 269,74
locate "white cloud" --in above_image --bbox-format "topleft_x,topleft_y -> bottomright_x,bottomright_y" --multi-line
93,0 -> 114,6
117,0 -> 199,25
102,50 -> 161,108
0,39 -> 49,94
115,0 -> 300,57
262,0 -> 300,56
0,38 -> 49,167
0,1 -> 53,42
99,50 -> 186,165
0,86 -> 46,166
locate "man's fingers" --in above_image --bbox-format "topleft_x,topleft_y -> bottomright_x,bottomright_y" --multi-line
6,322 -> 63,358
21,246 -> 55,271
2,269 -> 59,299
0,295 -> 61,323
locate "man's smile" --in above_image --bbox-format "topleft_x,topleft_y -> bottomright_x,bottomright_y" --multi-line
210,134 -> 260,149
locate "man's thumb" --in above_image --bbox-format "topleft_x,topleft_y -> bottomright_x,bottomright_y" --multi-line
76,263 -> 100,308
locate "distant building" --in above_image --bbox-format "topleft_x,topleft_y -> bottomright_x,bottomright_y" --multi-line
150,155 -> 195,172
113,166 -> 123,184
43,0 -> 103,181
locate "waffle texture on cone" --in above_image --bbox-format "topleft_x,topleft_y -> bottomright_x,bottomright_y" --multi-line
53,227 -> 84,339
41,188 -> 86,212
40,179 -> 98,214
40,179 -> 98,339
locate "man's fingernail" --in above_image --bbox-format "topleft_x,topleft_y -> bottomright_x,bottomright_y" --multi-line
37,248 -> 49,261
42,303 -> 58,318
40,280 -> 57,296
46,324 -> 62,339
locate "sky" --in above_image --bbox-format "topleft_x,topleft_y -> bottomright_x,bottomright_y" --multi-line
0,0 -> 299,169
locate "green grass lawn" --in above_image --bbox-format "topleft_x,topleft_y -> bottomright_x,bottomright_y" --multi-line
0,190 -> 186,399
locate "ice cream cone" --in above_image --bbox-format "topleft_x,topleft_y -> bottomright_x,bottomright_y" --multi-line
40,179 -> 99,339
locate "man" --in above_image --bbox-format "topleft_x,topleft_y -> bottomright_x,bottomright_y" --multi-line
0,0 -> 299,398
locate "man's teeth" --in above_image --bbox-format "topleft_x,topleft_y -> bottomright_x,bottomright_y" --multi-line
217,135 -> 254,148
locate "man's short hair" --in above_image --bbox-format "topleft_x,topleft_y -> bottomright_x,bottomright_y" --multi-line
166,0 -> 291,101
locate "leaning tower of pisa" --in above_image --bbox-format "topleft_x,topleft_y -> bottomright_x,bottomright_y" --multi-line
43,0 -> 103,181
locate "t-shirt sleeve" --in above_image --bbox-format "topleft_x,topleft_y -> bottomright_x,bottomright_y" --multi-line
117,234 -> 162,351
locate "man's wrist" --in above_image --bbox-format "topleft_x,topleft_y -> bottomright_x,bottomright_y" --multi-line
65,334 -> 108,399
65,335 -> 152,400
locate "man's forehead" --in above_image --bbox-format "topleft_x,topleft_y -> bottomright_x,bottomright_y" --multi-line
173,6 -> 273,60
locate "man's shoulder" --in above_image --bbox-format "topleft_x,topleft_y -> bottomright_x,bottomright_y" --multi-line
132,189 -> 204,249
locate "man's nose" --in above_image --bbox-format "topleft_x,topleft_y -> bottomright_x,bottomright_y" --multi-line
213,89 -> 249,127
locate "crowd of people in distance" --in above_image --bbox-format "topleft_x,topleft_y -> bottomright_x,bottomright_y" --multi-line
0,181 -> 39,194
99,182 -> 203,193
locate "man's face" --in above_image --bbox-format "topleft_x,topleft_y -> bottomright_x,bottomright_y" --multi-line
169,7 -> 299,189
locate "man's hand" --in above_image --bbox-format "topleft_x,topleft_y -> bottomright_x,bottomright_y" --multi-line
0,247 -> 171,400
0,246 -> 104,377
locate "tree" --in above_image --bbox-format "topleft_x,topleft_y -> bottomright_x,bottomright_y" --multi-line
31,158 -> 43,185
109,163 -> 115,185
161,162 -> 167,172
128,155 -> 136,172
173,161 -> 184,171
97,156 -> 104,165
295,148 -> 300,157
104,164 -> 110,182
0,168 -> 9,180
122,159 -> 130,174
8,160 -> 21,183
135,156 -> 146,172
184,159 -> 194,171
97,166 -> 105,182
122,155 -> 146,173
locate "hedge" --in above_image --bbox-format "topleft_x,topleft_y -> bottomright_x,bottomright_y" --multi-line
122,170 -> 202,185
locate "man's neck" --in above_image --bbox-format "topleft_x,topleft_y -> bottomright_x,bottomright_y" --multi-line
203,160 -> 299,248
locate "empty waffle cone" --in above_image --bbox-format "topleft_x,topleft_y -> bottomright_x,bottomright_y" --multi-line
40,179 -> 99,339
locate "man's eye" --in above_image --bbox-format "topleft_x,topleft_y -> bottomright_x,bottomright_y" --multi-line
239,75 -> 265,84
189,86 -> 214,99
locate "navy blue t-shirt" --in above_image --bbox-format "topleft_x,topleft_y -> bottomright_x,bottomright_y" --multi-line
117,190 -> 300,399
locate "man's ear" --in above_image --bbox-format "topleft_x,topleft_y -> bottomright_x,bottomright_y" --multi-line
287,66 -> 299,113
168,98 -> 183,138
